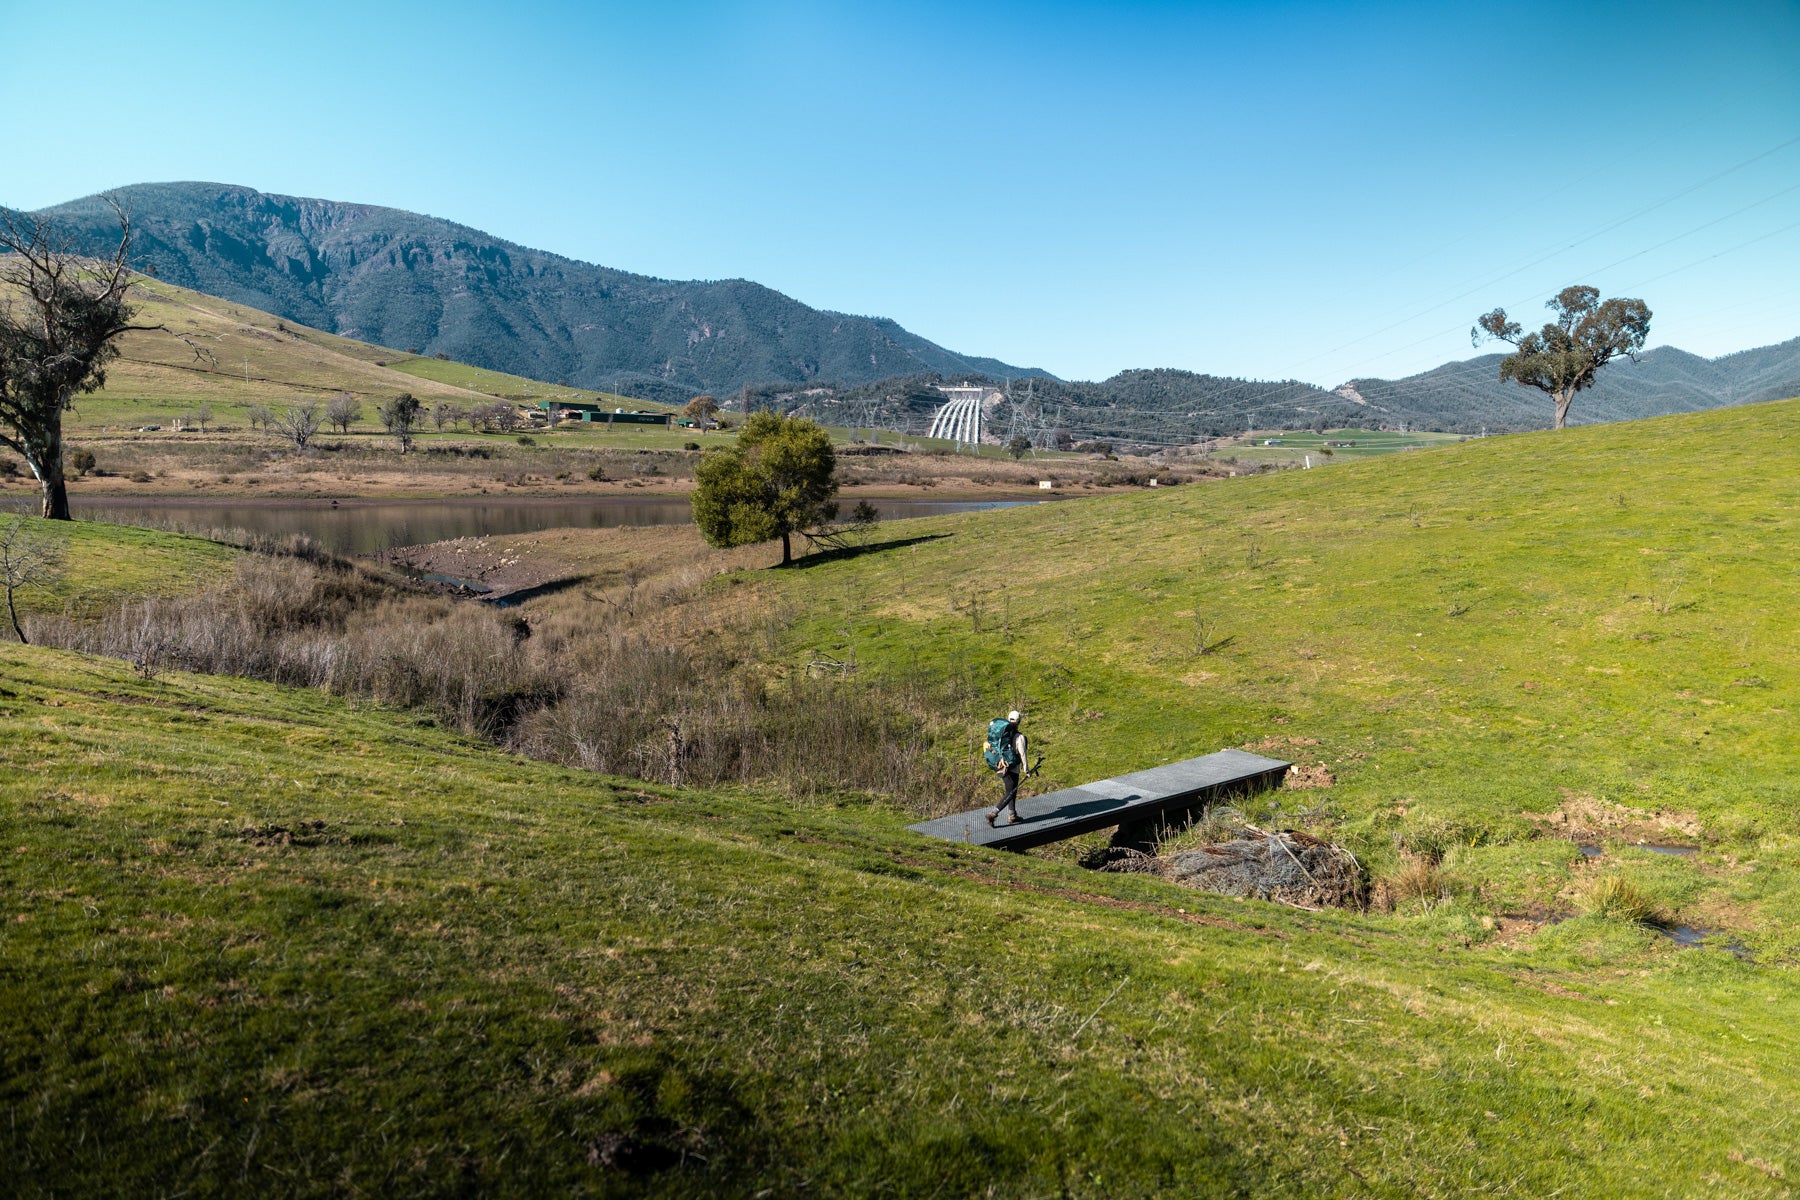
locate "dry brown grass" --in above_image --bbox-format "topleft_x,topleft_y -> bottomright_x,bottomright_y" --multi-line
27,538 -> 988,811
1373,852 -> 1446,913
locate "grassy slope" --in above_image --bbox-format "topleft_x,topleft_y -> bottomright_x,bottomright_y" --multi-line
4,643 -> 1797,1198
774,398 -> 1800,948
58,278 -> 647,431
378,354 -> 646,409
1213,428 -> 1465,467
4,518 -> 235,617
6,403 -> 1800,1194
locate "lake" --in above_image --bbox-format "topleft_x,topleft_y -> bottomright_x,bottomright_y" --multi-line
69,496 -> 1037,555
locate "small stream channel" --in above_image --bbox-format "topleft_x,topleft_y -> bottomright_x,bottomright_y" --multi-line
1570,840 -> 1746,956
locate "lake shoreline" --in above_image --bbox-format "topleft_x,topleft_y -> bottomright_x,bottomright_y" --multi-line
62,494 -> 1052,556
54,482 -> 1056,505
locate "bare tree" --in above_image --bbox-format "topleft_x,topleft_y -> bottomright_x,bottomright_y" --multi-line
431,400 -> 458,431
0,515 -> 67,643
470,401 -> 521,433
0,201 -> 170,518
273,402 -> 322,450
246,404 -> 273,433
379,392 -> 423,452
191,401 -> 213,433
324,392 -> 361,434
1474,286 -> 1651,430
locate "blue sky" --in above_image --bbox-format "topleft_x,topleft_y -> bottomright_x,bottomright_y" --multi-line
3,0 -> 1796,384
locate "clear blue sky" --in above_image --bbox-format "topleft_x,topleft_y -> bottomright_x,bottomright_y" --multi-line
3,0 -> 1796,384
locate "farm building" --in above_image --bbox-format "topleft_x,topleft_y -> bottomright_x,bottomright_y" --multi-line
538,402 -> 672,427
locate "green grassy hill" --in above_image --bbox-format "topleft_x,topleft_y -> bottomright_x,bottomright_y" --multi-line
773,396 -> 1800,952
1,519 -> 234,617
6,640 -> 1797,1197
54,276 -> 653,433
5,398 -> 1799,1195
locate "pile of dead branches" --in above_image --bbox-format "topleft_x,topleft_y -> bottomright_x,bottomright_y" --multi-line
1095,825 -> 1366,911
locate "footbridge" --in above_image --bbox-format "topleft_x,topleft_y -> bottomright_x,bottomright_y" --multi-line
909,749 -> 1292,851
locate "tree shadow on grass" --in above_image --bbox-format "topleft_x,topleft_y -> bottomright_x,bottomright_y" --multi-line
482,575 -> 589,606
786,533 -> 952,569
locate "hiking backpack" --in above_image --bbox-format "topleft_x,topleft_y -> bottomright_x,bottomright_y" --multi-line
983,718 -> 1019,770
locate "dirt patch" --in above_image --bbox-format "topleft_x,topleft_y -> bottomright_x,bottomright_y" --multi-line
1283,763 -> 1335,789
1537,789 -> 1703,842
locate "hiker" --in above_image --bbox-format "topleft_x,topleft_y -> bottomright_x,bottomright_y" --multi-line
984,710 -> 1030,826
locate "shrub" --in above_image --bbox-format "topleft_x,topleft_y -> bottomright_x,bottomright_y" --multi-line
683,442 -> 701,451
67,448 -> 97,477
517,435 -> 535,446
587,465 -> 608,482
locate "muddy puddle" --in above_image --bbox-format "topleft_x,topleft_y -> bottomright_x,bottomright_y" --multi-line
1663,925 -> 1751,958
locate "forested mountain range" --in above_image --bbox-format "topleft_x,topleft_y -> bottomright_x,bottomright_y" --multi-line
27,182 -> 1035,400
776,337 -> 1800,450
21,182 -> 1797,444
1340,338 -> 1800,434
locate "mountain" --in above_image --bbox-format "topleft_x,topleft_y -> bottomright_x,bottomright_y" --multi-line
23,182 -> 1796,441
1338,338 -> 1800,434
805,369 -> 1350,448
812,340 -> 1800,450
29,182 -> 1038,401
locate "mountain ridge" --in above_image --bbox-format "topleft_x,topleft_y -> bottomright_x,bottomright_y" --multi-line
21,182 -> 1798,439
28,182 -> 1040,401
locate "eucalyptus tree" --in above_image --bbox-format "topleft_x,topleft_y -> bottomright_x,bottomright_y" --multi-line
1474,286 -> 1651,430
0,203 -> 163,519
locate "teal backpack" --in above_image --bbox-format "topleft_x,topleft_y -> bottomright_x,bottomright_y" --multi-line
983,718 -> 1019,770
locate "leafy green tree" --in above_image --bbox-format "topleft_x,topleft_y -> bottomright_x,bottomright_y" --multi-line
1474,286 -> 1651,429
1006,434 -> 1031,460
691,412 -> 838,566
379,393 -> 423,452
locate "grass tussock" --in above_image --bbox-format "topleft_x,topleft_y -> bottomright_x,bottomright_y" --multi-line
1584,874 -> 1660,925
1373,852 -> 1446,913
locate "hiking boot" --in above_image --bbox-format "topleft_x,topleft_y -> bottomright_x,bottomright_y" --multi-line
984,811 -> 997,827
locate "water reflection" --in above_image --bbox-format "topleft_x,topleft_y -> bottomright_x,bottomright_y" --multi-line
70,497 -> 1034,555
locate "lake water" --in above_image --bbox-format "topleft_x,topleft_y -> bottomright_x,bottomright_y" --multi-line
70,496 -> 1035,555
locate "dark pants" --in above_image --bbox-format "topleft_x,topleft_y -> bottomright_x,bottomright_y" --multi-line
995,768 -> 1021,818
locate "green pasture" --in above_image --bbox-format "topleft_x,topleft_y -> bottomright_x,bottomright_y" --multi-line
1215,427 -> 1465,466
4,641 -> 1798,1196
774,397 -> 1800,950
6,397 -> 1800,1194
0,517 -> 235,617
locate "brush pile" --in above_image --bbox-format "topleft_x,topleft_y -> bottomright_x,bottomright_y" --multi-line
1095,825 -> 1366,910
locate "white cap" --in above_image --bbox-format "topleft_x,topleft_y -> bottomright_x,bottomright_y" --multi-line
1008,710 -> 1021,722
